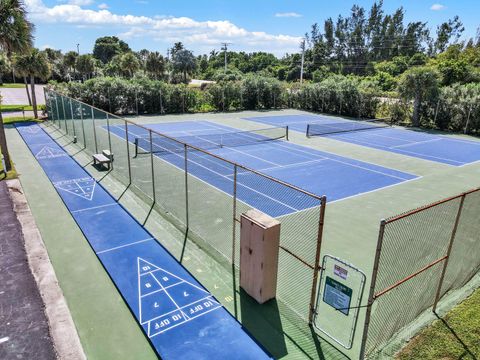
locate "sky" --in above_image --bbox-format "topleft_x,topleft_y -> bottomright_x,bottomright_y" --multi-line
25,0 -> 480,57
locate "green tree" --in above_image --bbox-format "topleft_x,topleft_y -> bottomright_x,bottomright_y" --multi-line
0,0 -> 34,172
14,48 -> 51,119
119,52 -> 141,78
145,51 -> 165,80
93,36 -> 130,63
398,66 -> 440,127
0,52 -> 10,85
172,49 -> 196,83
76,54 -> 96,80
63,50 -> 78,79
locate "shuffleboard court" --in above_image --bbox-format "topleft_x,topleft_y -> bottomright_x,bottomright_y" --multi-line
16,123 -> 272,360
245,114 -> 480,166
108,120 -> 417,215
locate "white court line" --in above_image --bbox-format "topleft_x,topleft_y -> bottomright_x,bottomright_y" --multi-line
205,122 -> 416,180
148,305 -> 222,338
151,271 -> 190,322
326,132 -> 463,164
141,295 -> 218,325
239,159 -> 329,174
391,138 -> 442,148
71,203 -> 117,213
123,127 -> 300,212
329,176 -> 423,205
140,281 -> 185,298
96,238 -> 154,255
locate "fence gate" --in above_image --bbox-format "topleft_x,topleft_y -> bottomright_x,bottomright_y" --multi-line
313,255 -> 366,349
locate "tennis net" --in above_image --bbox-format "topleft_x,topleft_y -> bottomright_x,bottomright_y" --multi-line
134,126 -> 289,157
306,118 -> 391,137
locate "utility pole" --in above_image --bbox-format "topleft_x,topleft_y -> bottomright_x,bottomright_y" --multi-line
300,39 -> 306,84
221,42 -> 231,73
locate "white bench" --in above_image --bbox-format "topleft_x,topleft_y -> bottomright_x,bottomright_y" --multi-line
93,150 -> 113,170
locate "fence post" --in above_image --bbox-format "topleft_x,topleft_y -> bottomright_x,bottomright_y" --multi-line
464,106 -> 472,135
91,107 -> 98,154
124,121 -> 132,185
106,114 -> 112,156
359,219 -> 386,359
135,89 -> 139,116
309,196 -> 327,324
54,95 -> 60,129
79,103 -> 86,149
61,97 -> 68,133
231,165 -> 238,265
433,194 -> 466,312
69,98 -> 77,141
149,130 -> 156,204
184,144 -> 189,230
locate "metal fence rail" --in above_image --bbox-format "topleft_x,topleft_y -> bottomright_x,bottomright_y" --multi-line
44,88 -> 327,325
360,187 -> 480,358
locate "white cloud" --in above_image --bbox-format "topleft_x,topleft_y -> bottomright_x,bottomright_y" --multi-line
430,3 -> 446,11
274,12 -> 302,18
67,0 -> 93,5
98,3 -> 108,10
25,0 -> 301,55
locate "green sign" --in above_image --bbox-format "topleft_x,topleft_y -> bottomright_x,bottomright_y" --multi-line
323,276 -> 352,316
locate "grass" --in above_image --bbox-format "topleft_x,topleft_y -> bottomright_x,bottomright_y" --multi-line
1,104 -> 33,112
396,287 -> 480,360
0,83 -> 25,88
0,155 -> 16,180
2,116 -> 37,124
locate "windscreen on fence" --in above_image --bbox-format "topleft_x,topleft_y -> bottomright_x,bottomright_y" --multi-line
44,89 -> 327,329
362,188 -> 480,358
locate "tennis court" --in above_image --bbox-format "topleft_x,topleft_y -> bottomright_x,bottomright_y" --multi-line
245,114 -> 480,166
108,120 -> 417,216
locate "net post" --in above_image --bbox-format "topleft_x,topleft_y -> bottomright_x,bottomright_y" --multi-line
184,144 -> 189,230
124,121 -> 132,185
359,219 -> 386,359
61,96 -> 68,133
231,165 -> 238,266
433,194 -> 466,313
306,124 -> 310,138
286,126 -> 289,141
91,107 -> 98,154
308,195 -> 327,324
133,138 -> 139,158
149,130 -> 156,204
69,98 -> 77,141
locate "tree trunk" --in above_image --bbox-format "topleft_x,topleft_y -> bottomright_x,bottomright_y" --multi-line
412,95 -> 421,127
0,112 -> 12,172
0,73 -> 3,86
184,71 -> 187,83
30,75 -> 38,119
24,77 -> 32,106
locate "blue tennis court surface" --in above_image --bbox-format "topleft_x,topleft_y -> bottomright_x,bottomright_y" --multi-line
108,121 -> 417,216
16,123 -> 271,360
245,114 -> 480,166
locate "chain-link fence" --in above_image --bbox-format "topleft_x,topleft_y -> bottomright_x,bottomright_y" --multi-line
44,88 -> 327,325
360,187 -> 480,358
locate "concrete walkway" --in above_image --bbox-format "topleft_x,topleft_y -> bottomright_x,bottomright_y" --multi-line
0,86 -> 45,105
0,181 -> 56,359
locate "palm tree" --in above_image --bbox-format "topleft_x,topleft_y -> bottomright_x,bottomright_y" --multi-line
14,48 -> 51,119
172,49 -> 197,83
145,51 -> 165,80
75,54 -> 95,80
119,52 -> 140,78
0,0 -> 34,172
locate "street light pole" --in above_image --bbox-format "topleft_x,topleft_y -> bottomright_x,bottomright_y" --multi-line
76,43 -> 80,55
300,39 -> 305,84
221,42 -> 231,73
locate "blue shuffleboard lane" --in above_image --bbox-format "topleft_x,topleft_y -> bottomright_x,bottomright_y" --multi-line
129,121 -> 418,208
15,122 -> 272,360
244,115 -> 480,166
